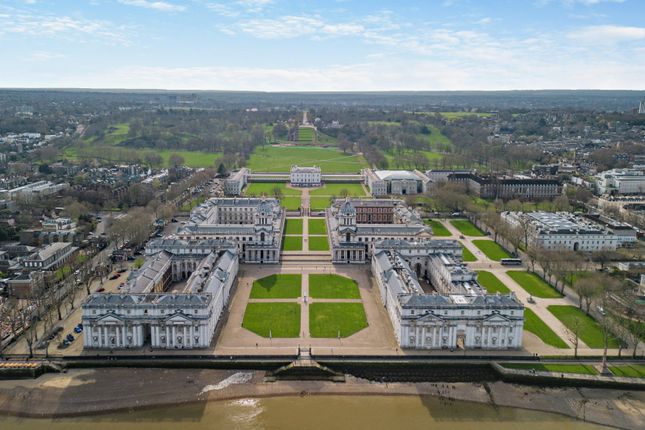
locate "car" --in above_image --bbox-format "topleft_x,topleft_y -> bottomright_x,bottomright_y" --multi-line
74,327 -> 82,334
459,235 -> 465,239
117,268 -> 127,273
109,274 -> 120,280
66,334 -> 75,342
596,305 -> 606,316
171,218 -> 178,223
77,323 -> 83,329
97,287 -> 105,292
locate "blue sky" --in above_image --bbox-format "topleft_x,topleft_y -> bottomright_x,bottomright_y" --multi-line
1,0 -> 644,90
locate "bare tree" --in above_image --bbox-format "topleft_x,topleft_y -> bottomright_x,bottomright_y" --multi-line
566,316 -> 583,359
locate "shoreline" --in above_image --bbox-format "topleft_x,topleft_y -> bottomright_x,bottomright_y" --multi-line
0,368 -> 643,429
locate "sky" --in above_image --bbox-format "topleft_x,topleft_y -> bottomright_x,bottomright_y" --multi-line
1,0 -> 644,91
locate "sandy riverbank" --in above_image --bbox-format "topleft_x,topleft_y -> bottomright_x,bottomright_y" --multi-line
0,368 -> 643,429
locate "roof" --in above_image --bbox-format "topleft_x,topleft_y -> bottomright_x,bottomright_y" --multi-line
374,170 -> 422,181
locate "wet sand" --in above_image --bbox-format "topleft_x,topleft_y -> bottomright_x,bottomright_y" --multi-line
0,368 -> 643,429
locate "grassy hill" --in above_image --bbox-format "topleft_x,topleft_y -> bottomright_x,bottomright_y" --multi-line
247,145 -> 367,173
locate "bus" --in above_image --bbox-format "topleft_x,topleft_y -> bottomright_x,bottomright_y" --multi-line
500,258 -> 522,266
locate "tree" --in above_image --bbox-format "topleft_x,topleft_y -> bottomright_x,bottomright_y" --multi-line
272,186 -> 283,199
144,152 -> 163,169
168,153 -> 185,168
339,188 -> 349,198
338,133 -> 352,154
566,316 -> 583,359
216,162 -> 228,177
573,274 -> 601,314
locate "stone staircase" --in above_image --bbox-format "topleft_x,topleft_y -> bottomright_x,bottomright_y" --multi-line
265,348 -> 345,382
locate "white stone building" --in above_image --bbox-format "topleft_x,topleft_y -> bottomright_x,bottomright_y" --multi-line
176,197 -> 285,263
327,198 -> 431,263
501,211 -> 635,251
290,165 -> 322,187
596,168 -> 645,195
82,248 -> 238,350
372,243 -> 524,350
224,168 -> 248,196
364,169 -> 430,196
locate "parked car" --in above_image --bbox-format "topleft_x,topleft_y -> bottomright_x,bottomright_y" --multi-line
66,334 -> 75,342
117,268 -> 127,273
596,305 -> 606,316
109,274 -> 120,280
74,326 -> 82,334
97,287 -> 105,292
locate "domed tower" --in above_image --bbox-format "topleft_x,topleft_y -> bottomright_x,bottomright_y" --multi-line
338,198 -> 357,242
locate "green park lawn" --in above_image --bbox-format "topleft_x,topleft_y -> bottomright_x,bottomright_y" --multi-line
425,219 -> 451,237
547,305 -> 621,349
297,127 -> 315,142
609,365 -> 645,378
501,362 -> 598,375
250,274 -> 301,299
245,182 -> 300,197
284,219 -> 303,235
309,274 -> 360,299
242,303 -> 300,338
450,219 -> 485,236
308,236 -> 330,251
282,236 -> 303,251
523,308 -> 569,349
310,196 -> 332,211
247,146 -> 368,173
309,303 -> 368,338
281,197 -> 301,211
309,183 -> 366,197
439,112 -> 493,120
460,244 -> 477,262
507,271 -> 562,298
472,240 -> 511,261
308,218 -> 327,235
476,271 -> 510,294
65,145 -> 223,168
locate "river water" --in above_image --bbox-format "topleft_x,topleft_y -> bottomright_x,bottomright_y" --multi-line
0,395 -> 609,429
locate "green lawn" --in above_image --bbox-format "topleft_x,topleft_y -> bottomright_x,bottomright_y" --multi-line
450,219 -> 485,236
281,197 -> 301,211
461,244 -> 477,262
309,303 -> 368,338
476,271 -> 510,294
308,218 -> 327,235
310,196 -> 332,211
472,240 -> 511,261
523,308 -> 569,348
297,127 -> 315,142
548,305 -> 621,349
284,219 -> 303,235
308,236 -> 330,251
309,183 -> 366,197
439,112 -> 493,120
501,363 -> 598,375
250,274 -> 302,299
179,196 -> 205,212
309,274 -> 360,299
242,303 -> 300,338
507,271 -> 562,298
282,236 -> 303,251
609,365 -> 645,378
245,182 -> 300,197
425,219 -> 451,237
247,146 -> 368,173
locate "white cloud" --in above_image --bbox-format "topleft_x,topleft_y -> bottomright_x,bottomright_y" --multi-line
0,9 -> 132,45
201,0 -> 273,16
569,25 -> 645,43
118,0 -> 185,12
28,51 -> 66,61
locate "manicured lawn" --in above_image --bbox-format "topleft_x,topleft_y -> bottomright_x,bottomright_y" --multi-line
507,271 -> 562,298
308,218 -> 327,235
281,197 -> 301,211
548,305 -> 622,349
309,274 -> 360,299
425,219 -> 451,237
250,274 -> 301,299
247,146 -> 368,173
472,240 -> 511,261
309,183 -> 366,197
284,218 -> 303,235
242,303 -> 300,338
310,196 -> 332,211
523,308 -> 569,349
308,236 -> 329,251
65,145 -> 223,168
609,365 -> 645,378
450,219 -> 485,236
476,271 -> 510,294
297,127 -> 315,142
439,111 -> 493,120
501,363 -> 598,375
460,244 -> 477,262
309,303 -> 368,338
282,236 -> 303,251
245,182 -> 300,196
